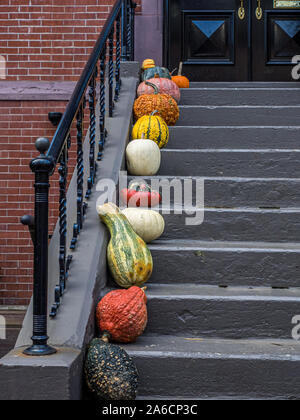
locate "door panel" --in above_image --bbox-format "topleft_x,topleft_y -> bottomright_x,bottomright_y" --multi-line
252,0 -> 300,80
166,0 -> 300,81
166,0 -> 249,81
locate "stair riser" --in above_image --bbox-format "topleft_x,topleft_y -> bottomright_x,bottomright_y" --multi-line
128,177 -> 300,208
159,151 -> 300,178
168,127 -> 300,150
160,211 -> 300,242
181,90 -> 300,106
145,297 -> 299,339
189,82 -> 299,88
129,355 -> 300,399
150,249 -> 300,288
178,107 -> 300,126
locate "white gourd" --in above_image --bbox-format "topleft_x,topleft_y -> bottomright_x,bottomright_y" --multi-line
126,139 -> 161,176
121,208 -> 165,243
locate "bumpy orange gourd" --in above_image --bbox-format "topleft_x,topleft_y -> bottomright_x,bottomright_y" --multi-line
137,77 -> 181,103
96,286 -> 148,343
172,62 -> 190,89
133,82 -> 179,126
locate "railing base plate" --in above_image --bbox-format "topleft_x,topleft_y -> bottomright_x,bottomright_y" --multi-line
23,345 -> 57,357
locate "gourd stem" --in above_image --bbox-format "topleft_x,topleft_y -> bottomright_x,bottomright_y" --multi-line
145,81 -> 159,95
101,331 -> 111,343
141,286 -> 147,292
178,62 -> 183,76
150,110 -> 159,116
171,68 -> 177,76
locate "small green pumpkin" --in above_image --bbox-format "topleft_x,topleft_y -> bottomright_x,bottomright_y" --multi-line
141,66 -> 171,82
85,335 -> 139,400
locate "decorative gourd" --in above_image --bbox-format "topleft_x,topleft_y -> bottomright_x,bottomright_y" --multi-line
141,66 -> 171,81
122,208 -> 165,243
126,138 -> 161,176
132,111 -> 169,149
121,180 -> 162,208
85,336 -> 139,400
96,286 -> 147,343
137,77 -> 181,103
133,82 -> 180,126
142,59 -> 155,70
97,203 -> 153,288
172,62 -> 190,89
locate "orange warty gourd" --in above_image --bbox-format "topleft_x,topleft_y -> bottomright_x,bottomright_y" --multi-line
133,82 -> 180,126
96,286 -> 148,343
172,62 -> 190,89
137,77 -> 181,103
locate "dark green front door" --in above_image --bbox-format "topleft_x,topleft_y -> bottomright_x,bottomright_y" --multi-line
165,0 -> 300,81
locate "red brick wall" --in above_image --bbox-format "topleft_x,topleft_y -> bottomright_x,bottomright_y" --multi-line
0,0 -> 116,81
0,101 -> 65,305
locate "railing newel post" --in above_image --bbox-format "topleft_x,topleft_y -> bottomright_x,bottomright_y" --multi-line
23,137 -> 57,356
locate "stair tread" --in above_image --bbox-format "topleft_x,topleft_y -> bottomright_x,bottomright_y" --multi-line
145,284 -> 300,300
149,239 -> 300,252
125,335 -> 300,360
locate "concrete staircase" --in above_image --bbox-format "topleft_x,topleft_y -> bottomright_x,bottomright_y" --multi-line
125,82 -> 300,400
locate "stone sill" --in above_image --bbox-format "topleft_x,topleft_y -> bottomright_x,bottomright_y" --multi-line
0,81 -> 76,101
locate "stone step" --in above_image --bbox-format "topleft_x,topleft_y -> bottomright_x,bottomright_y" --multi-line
159,207 -> 300,243
125,335 -> 300,399
177,106 -> 300,126
127,175 -> 300,208
159,149 -> 300,178
180,88 -> 300,106
168,126 -> 300,150
144,284 -> 300,339
189,82 -> 299,88
149,240 -> 300,288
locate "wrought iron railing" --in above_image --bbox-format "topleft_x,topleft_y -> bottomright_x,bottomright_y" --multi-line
20,0 -> 136,356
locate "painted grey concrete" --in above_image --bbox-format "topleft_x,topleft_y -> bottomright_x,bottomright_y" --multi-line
125,336 -> 300,399
149,240 -> 300,288
142,284 -> 300,339
181,88 -> 300,106
159,149 -> 300,178
189,82 -> 300,88
168,126 -> 300,150
0,347 -> 82,400
128,175 -> 300,207
177,106 -> 300,126
159,207 -> 300,242
0,62 -> 139,400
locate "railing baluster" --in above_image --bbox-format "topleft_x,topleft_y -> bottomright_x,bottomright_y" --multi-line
98,51 -> 107,161
70,103 -> 84,250
50,135 -> 73,319
109,28 -> 114,118
115,14 -> 122,102
86,71 -> 97,199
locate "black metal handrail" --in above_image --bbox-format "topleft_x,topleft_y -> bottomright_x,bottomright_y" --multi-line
21,0 -> 136,356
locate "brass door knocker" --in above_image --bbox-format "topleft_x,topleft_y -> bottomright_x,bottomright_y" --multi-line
256,0 -> 263,20
238,0 -> 246,20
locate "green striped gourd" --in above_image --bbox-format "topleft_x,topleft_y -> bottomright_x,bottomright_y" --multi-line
97,203 -> 153,288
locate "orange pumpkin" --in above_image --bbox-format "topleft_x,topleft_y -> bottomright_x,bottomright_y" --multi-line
172,62 -> 190,89
137,77 -> 181,103
96,286 -> 147,343
133,82 -> 180,126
